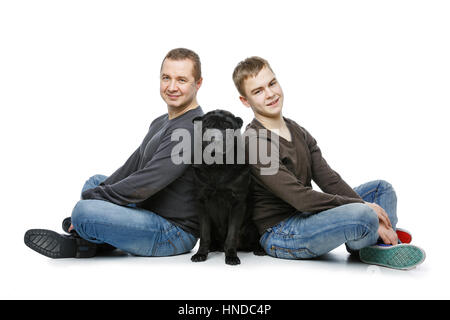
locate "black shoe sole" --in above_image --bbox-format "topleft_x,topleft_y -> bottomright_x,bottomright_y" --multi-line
24,229 -> 97,259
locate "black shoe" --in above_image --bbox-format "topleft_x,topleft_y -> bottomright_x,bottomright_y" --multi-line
61,217 -> 116,253
345,244 -> 359,256
62,217 -> 73,234
24,229 -> 97,258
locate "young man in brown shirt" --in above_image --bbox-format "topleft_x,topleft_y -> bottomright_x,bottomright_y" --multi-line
232,56 -> 425,270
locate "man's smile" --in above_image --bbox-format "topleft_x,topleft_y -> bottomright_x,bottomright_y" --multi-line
266,97 -> 279,107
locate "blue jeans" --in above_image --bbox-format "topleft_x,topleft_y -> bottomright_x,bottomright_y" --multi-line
71,174 -> 198,257
259,180 -> 398,259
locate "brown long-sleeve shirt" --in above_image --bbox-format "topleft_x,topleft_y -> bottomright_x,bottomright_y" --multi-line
245,117 -> 364,234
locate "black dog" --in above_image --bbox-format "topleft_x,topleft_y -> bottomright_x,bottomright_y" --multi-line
190,109 -> 264,265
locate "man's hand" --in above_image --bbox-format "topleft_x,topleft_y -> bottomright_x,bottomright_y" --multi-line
365,202 -> 398,245
365,202 -> 391,227
378,223 -> 398,245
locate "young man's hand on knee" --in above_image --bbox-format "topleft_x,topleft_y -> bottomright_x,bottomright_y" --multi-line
378,223 -> 398,245
365,202 -> 392,228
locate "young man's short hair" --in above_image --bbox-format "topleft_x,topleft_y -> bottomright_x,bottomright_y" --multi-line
162,48 -> 202,81
232,56 -> 274,97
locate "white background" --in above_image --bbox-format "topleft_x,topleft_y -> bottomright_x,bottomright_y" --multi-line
1,0 -> 449,299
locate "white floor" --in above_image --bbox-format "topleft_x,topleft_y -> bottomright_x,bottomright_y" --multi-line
2,0 -> 449,301
2,233 -> 442,300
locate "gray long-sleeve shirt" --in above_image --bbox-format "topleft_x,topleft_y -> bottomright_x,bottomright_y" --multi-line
82,106 -> 204,237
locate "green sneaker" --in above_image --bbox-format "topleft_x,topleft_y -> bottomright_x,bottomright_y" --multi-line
359,244 -> 426,270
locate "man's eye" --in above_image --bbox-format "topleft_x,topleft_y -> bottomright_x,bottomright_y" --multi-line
270,81 -> 277,86
254,90 -> 261,95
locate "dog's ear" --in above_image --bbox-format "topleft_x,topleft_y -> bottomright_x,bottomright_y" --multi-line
235,117 -> 243,129
192,116 -> 203,123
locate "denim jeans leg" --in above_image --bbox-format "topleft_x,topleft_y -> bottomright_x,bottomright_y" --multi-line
260,180 -> 398,260
80,174 -> 108,197
260,203 -> 379,259
80,174 -> 137,208
353,180 -> 398,230
71,199 -> 197,256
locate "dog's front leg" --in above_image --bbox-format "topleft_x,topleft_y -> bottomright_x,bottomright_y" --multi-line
224,229 -> 240,265
191,207 -> 211,263
224,202 -> 246,266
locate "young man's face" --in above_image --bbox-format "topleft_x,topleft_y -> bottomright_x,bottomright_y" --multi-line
160,58 -> 202,109
239,66 -> 284,119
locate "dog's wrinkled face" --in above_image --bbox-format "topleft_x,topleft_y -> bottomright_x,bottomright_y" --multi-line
192,109 -> 244,164
192,109 -> 243,131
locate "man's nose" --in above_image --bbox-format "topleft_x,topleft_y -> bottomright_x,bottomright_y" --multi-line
265,87 -> 275,99
168,80 -> 178,92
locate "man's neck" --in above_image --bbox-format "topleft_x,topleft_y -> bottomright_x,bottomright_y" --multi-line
255,113 -> 291,142
167,100 -> 199,120
254,113 -> 285,130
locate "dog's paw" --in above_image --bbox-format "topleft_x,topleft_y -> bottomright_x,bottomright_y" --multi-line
253,249 -> 267,256
191,253 -> 208,262
225,256 -> 241,266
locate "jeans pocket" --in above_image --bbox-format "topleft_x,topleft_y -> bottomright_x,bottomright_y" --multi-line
272,220 -> 292,237
153,235 -> 178,256
153,229 -> 196,257
269,245 -> 316,260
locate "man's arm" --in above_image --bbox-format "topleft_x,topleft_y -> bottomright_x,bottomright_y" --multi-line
301,127 -> 398,244
248,135 -> 364,214
97,120 -> 164,187
81,128 -> 189,205
98,146 -> 141,187
302,126 -> 362,200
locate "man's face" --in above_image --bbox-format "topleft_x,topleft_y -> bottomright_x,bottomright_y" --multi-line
160,58 -> 201,109
239,66 -> 284,119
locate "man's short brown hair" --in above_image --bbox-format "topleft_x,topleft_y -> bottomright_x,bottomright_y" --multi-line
162,48 -> 202,81
232,56 -> 274,97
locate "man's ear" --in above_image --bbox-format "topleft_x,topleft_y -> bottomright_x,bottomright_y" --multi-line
195,77 -> 203,90
239,96 -> 251,108
235,117 -> 243,129
192,116 -> 203,123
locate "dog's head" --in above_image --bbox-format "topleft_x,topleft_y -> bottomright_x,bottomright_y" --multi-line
192,109 -> 243,131
192,109 -> 244,165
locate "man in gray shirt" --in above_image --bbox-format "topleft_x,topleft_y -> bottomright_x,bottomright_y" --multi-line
25,48 -> 204,258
